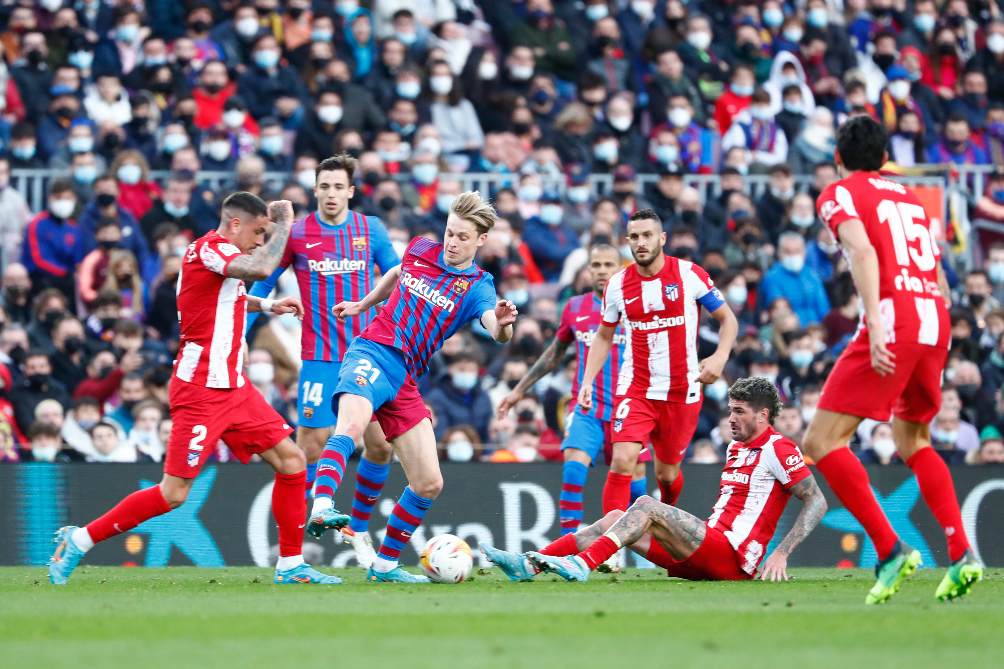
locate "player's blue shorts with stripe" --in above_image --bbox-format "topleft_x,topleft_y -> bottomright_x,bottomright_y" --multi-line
561,409 -> 607,463
297,360 -> 346,428
334,338 -> 408,413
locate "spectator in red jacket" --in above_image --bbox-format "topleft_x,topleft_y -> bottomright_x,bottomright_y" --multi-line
193,60 -> 236,130
713,64 -> 754,132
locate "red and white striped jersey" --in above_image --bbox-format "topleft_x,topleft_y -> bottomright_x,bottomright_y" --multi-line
173,230 -> 248,389
706,426 -> 811,575
601,257 -> 725,403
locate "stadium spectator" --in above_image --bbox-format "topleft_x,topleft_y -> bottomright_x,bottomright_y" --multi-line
441,425 -> 482,462
426,351 -> 493,444
87,420 -> 137,463
246,348 -> 292,424
103,371 -> 148,436
931,385 -> 980,462
759,232 -> 830,327
20,180 -> 79,302
1,263 -> 32,326
11,349 -> 71,435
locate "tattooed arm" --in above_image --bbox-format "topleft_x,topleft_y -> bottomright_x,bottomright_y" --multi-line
496,336 -> 571,418
225,200 -> 294,282
759,476 -> 828,581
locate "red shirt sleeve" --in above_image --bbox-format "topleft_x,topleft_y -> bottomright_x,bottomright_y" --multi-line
199,237 -> 244,276
816,182 -> 861,237
768,437 -> 812,490
555,301 -> 574,344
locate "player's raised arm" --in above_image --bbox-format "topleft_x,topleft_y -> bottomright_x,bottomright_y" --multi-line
332,265 -> 401,320
758,475 -> 828,582
498,335 -> 571,418
578,323 -> 615,411
481,299 -> 518,343
225,199 -> 295,282
698,303 -> 738,384
837,218 -> 895,375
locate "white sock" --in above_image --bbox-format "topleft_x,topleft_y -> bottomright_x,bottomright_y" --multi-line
70,527 -> 94,552
276,555 -> 304,571
310,496 -> 332,515
371,556 -> 397,573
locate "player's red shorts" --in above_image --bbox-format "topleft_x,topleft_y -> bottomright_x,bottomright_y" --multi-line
165,378 -> 294,478
644,525 -> 751,581
373,375 -> 431,441
818,337 -> 948,423
610,395 -> 702,465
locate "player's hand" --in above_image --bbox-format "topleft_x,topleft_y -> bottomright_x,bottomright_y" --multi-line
495,299 -> 518,327
697,352 -> 727,384
577,384 -> 593,412
497,390 -> 523,419
759,551 -> 789,582
271,296 -> 304,319
332,300 -> 364,321
267,199 -> 294,225
866,320 -> 896,376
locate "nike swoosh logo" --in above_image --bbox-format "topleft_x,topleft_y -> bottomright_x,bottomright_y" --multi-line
298,523 -> 306,529
414,260 -> 429,268
576,316 -> 590,322
306,242 -> 321,249
625,297 -> 639,305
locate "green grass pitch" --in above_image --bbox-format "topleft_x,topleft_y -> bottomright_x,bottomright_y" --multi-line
1,567 -> 1000,669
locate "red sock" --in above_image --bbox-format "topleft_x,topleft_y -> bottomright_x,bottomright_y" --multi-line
273,471 -> 307,557
85,485 -> 171,543
658,472 -> 685,506
602,472 -> 632,514
907,448 -> 970,562
539,533 -> 579,556
577,535 -> 620,570
816,447 -> 898,560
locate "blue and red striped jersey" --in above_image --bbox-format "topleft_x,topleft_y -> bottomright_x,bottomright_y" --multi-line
555,292 -> 626,422
362,237 -> 496,378
247,210 -> 399,362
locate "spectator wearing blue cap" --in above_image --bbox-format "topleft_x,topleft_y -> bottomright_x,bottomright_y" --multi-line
523,190 -> 579,283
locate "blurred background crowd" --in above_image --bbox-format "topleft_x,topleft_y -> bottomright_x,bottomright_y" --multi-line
1,0 -> 1004,468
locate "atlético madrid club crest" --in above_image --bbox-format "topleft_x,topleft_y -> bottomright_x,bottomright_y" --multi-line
613,418 -> 624,432
665,283 -> 679,301
452,277 -> 470,293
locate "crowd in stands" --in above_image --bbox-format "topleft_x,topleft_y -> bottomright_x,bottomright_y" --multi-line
2,0 -> 1004,467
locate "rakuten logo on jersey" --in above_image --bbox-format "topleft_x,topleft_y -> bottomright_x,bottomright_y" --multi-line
308,258 -> 367,276
626,315 -> 685,331
400,271 -> 456,312
575,329 -> 628,346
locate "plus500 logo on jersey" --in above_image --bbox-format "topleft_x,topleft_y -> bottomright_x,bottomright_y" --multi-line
401,271 -> 456,312
626,315 -> 685,331
307,258 -> 367,275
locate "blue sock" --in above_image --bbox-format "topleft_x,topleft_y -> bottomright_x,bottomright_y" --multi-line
349,457 -> 390,533
376,486 -> 432,567
558,460 -> 589,535
312,434 -> 355,501
630,477 -> 648,505
304,462 -> 318,501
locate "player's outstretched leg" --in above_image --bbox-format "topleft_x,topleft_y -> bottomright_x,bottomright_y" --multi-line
866,542 -> 922,605
308,433 -> 354,538
935,549 -> 984,602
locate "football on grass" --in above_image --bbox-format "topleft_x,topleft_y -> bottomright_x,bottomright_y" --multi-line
419,534 -> 473,583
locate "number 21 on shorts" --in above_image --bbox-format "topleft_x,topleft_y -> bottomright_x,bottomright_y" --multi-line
352,358 -> 381,384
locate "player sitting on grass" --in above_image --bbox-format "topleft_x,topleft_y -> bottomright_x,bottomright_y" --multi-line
483,377 -> 828,583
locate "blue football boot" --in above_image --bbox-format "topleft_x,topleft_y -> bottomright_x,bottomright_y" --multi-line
526,551 -> 590,582
481,544 -> 537,582
48,526 -> 87,585
273,563 -> 342,584
365,566 -> 430,583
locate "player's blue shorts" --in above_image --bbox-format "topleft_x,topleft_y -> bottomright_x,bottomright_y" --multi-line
561,409 -> 607,464
333,338 -> 408,413
297,360 -> 342,428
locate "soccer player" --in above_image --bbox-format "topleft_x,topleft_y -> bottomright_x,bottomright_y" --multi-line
579,209 -> 738,515
497,243 -> 651,537
482,377 -> 827,583
247,154 -> 399,567
308,191 -> 518,582
48,194 -> 340,585
806,115 -> 982,604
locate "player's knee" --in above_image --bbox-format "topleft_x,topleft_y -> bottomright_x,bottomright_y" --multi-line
281,444 -> 307,473
160,484 -> 190,509
363,438 -> 393,464
610,453 -> 636,474
412,475 -> 443,500
656,465 -> 680,483
340,422 -> 366,443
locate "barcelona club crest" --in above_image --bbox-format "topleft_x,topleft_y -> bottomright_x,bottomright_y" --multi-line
452,277 -> 470,293
303,407 -> 314,419
352,236 -> 367,250
355,375 -> 368,386
665,283 -> 679,301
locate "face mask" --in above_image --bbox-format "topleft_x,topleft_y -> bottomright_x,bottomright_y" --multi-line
726,285 -> 747,305
655,144 -> 679,164
317,105 -> 343,125
631,1 -> 654,19
294,169 -> 314,190
932,428 -> 959,445
257,134 -> 282,156
887,80 -> 911,102
336,0 -> 358,17
513,446 -> 537,462
117,164 -> 142,185
593,141 -> 618,163
518,184 -> 542,202
871,438 -> 897,460
311,28 -> 333,43
478,60 -> 498,80
451,371 -> 478,391
64,336 -> 85,354
394,29 -> 417,45
208,141 -> 232,162
609,115 -> 632,132
783,28 -> 804,43
800,406 -> 817,424
505,288 -> 529,306
73,165 -> 98,184
69,136 -> 94,153
163,132 -> 188,154
782,100 -> 803,114
32,446 -> 59,461
586,4 -> 609,21
117,24 -> 139,43
705,379 -> 728,401
98,239 -> 119,251
69,50 -> 94,69
732,84 -> 754,97
396,80 -> 421,99
763,8 -> 784,28
791,213 -> 815,228
50,199 -> 75,219
447,440 -> 474,462
914,14 -> 935,33
164,201 -> 189,218
509,64 -> 534,81
77,418 -> 98,431
223,109 -> 246,128
540,204 -> 563,226
27,373 -> 49,390
781,254 -> 805,273
236,17 -> 260,38
247,362 -> 274,385
750,106 -> 773,121
412,163 -> 438,185
437,194 -> 456,213
790,349 -> 813,369
12,144 -> 36,161
567,186 -> 590,204
668,107 -> 692,128
430,75 -> 453,96
989,34 -> 1004,55
687,32 -> 711,51
255,50 -> 280,70
988,262 -> 1004,284
968,293 -> 986,309
807,8 -> 828,28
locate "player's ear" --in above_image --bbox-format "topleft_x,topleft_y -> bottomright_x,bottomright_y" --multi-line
833,148 -> 843,169
477,232 -> 488,247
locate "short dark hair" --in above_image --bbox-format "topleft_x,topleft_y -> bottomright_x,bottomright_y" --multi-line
89,421 -> 118,438
49,178 -> 75,196
221,191 -> 267,218
29,421 -> 62,440
588,242 -> 619,258
835,115 -> 888,172
728,377 -> 783,423
316,153 -> 358,183
628,208 -> 662,226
